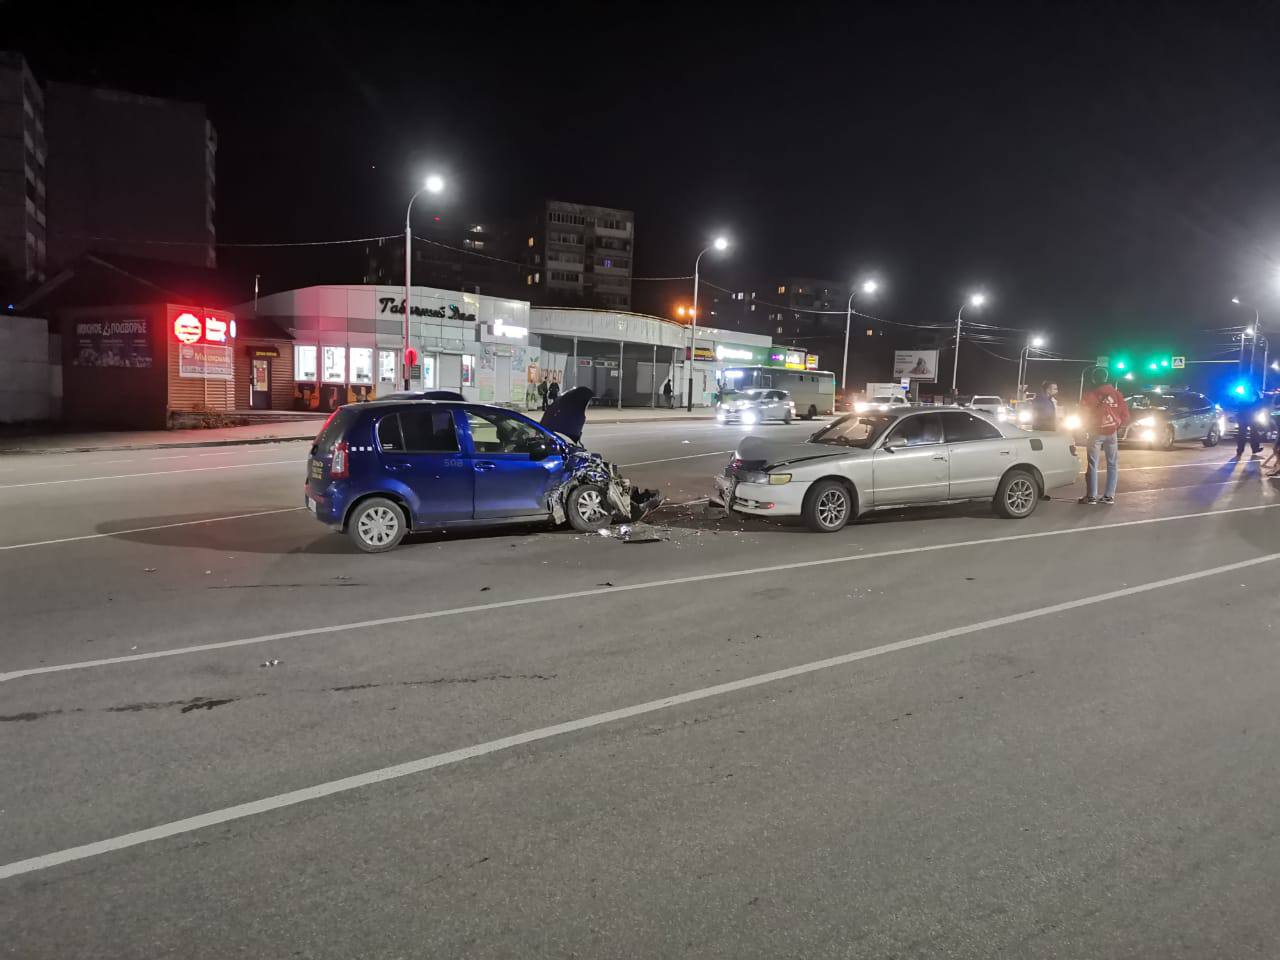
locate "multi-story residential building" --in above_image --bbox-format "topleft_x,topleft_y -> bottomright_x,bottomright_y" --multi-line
0,51 -> 47,291
44,81 -> 217,269
358,219 -> 522,297
524,200 -> 634,309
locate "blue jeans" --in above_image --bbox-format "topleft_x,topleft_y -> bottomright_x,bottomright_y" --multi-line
1087,433 -> 1119,499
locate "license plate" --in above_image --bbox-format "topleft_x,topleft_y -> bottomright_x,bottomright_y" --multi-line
306,497 -> 317,514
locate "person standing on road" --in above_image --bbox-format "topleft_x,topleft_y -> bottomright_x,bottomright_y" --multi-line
662,377 -> 674,408
547,375 -> 560,406
1030,380 -> 1059,431
1232,389 -> 1265,459
538,374 -> 550,411
1078,367 -> 1130,505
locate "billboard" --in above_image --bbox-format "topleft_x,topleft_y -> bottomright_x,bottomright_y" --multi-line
892,350 -> 940,382
72,317 -> 152,368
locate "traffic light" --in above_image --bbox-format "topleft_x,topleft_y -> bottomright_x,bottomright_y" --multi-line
1114,359 -> 1127,371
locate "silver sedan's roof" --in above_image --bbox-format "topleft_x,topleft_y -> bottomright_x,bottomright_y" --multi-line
840,405 -> 1025,438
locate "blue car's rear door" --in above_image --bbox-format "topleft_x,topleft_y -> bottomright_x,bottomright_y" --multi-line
461,408 -> 563,518
376,407 -> 473,524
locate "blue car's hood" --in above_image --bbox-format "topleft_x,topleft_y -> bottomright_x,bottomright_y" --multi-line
541,386 -> 592,443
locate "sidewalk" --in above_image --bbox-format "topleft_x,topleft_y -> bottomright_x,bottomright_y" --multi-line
0,406 -> 719,455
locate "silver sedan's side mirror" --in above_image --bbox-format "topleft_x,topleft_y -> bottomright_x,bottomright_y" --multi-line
883,436 -> 908,453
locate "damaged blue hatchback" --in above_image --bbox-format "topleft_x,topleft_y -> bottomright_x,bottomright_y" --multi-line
304,387 -> 662,552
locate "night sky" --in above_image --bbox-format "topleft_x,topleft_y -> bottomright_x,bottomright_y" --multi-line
11,1 -> 1280,389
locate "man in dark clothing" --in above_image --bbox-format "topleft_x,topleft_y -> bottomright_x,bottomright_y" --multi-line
662,378 -> 674,408
1233,389 -> 1266,458
538,375 -> 549,411
1078,367 -> 1130,505
1030,380 -> 1059,431
547,377 -> 560,405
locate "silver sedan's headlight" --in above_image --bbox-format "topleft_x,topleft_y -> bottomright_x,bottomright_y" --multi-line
1135,416 -> 1156,427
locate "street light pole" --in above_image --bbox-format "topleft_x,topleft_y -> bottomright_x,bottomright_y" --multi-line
403,174 -> 444,390
1232,298 -> 1259,386
951,292 -> 986,395
1017,335 -> 1046,401
841,279 -> 879,393
687,236 -> 729,412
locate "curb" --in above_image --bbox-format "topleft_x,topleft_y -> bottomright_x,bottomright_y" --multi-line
0,414 -> 729,456
0,434 -> 318,456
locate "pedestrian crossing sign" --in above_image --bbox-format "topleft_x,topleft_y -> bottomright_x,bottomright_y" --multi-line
1172,356 -> 1185,369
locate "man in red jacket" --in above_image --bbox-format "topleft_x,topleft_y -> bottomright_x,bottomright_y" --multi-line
1078,366 -> 1130,504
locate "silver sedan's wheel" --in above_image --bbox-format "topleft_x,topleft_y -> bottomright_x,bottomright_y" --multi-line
995,470 -> 1038,519
803,479 -> 852,533
348,498 -> 406,552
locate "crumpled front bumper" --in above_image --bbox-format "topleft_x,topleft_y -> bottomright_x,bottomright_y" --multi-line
547,450 -> 662,525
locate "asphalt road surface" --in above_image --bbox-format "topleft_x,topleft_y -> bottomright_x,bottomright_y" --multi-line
2,419 -> 1279,959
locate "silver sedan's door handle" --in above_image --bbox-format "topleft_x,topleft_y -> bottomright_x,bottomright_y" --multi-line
932,455 -> 947,461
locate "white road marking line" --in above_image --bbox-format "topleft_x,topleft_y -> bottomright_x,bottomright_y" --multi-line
198,451 -> 238,457
150,455 -> 189,461
0,508 -> 305,552
3,547 -> 1275,882
4,501 -> 1276,684
96,458 -> 136,465
0,460 -> 299,490
622,450 -> 734,467
1118,459 -> 1258,472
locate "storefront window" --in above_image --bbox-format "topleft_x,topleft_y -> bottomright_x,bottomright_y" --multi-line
378,350 -> 397,384
322,346 -> 346,383
462,354 -> 475,387
294,345 -> 317,381
420,354 -> 436,388
350,347 -> 373,384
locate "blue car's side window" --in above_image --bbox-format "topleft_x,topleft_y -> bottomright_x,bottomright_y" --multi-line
400,409 -> 460,453
464,410 -> 546,456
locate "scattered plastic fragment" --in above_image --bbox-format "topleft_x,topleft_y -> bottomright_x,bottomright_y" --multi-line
617,522 -> 663,543
597,581 -> 615,587
261,658 -> 281,668
598,528 -> 612,537
480,586 -> 491,592
144,568 -> 157,573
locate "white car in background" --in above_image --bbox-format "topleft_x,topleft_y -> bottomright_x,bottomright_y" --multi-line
711,407 -> 1080,532
855,394 -> 911,413
968,394 -> 1018,424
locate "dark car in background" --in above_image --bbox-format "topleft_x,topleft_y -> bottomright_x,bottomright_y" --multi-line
1119,390 -> 1223,449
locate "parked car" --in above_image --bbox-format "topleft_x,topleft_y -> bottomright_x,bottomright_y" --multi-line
305,387 -> 660,552
854,394 -> 911,413
710,407 -> 1079,532
716,388 -> 795,424
967,395 -> 1008,415
1119,391 -> 1223,449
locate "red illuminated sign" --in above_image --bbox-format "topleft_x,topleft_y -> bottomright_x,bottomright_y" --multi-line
173,312 -> 202,344
167,304 -> 236,346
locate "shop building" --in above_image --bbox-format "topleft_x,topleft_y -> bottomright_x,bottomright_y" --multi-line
17,253 -> 247,428
241,284 -> 538,412
530,307 -> 781,408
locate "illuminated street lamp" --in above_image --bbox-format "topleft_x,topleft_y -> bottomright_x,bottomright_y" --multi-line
687,236 -> 730,411
1016,334 -> 1047,402
841,278 -> 880,391
1231,296 -> 1261,387
403,174 -> 446,389
951,291 -> 988,394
